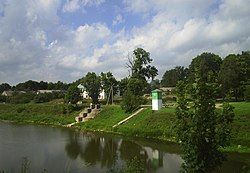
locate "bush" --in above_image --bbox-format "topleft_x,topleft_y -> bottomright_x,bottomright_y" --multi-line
7,92 -> 36,104
121,90 -> 145,113
34,93 -> 50,103
66,104 -> 83,113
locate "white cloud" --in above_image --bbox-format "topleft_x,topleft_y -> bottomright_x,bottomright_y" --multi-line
112,14 -> 125,26
0,0 -> 249,84
63,0 -> 105,12
63,0 -> 80,12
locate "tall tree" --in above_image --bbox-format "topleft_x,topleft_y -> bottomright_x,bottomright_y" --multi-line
14,80 -> 40,91
126,48 -> 158,81
64,85 -> 81,104
219,54 -> 248,101
188,53 -> 222,83
118,77 -> 129,96
161,66 -> 188,87
100,72 -> 118,104
83,72 -> 101,104
176,62 -> 234,172
0,83 -> 11,93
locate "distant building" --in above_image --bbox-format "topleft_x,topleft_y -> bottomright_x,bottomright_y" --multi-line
77,84 -> 106,100
36,90 -> 62,94
1,90 -> 14,96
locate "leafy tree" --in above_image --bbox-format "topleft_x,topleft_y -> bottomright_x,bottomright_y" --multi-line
0,83 -> 11,93
239,51 -> 250,79
121,90 -> 145,113
38,81 -> 48,90
83,72 -> 101,104
161,66 -> 188,87
188,53 -> 222,83
126,48 -> 158,81
65,85 -> 81,104
14,80 -> 40,91
100,72 -> 118,103
122,48 -> 157,112
176,65 -> 234,172
126,77 -> 147,96
219,54 -> 248,101
118,77 -> 129,96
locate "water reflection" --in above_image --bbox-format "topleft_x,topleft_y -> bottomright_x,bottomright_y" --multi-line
0,122 -> 249,173
64,132 -> 167,172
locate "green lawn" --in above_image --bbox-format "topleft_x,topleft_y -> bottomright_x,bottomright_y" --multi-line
229,102 -> 250,150
74,105 -> 129,131
115,107 -> 176,141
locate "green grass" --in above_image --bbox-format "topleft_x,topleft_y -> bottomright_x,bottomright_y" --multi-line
0,103 -> 78,125
228,102 -> 250,151
74,105 -> 129,131
115,108 -> 176,141
73,102 -> 250,152
0,101 -> 249,153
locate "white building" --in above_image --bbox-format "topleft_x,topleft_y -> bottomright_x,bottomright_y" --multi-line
77,84 -> 106,100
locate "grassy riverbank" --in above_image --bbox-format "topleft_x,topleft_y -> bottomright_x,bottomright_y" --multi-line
75,102 -> 250,153
0,103 -> 79,125
0,102 -> 249,153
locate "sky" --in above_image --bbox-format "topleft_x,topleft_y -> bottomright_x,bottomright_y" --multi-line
0,0 -> 249,85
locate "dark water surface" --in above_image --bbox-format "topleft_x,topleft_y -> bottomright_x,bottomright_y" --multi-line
0,122 -> 249,173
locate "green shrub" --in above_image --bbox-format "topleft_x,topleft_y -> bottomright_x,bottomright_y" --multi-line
121,90 -> 145,113
7,92 -> 36,104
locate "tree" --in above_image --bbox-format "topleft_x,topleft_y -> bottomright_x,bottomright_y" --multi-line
121,90 -> 145,113
83,72 -> 101,104
0,83 -> 11,93
161,66 -> 188,87
65,85 -> 81,104
14,80 -> 40,91
188,53 -> 222,83
126,48 -> 158,81
127,78 -> 148,96
219,54 -> 247,101
176,63 -> 234,172
122,48 -> 158,112
118,77 -> 129,96
100,72 -> 118,104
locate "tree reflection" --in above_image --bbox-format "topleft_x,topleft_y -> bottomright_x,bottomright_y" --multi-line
80,137 -> 101,166
64,134 -> 163,172
100,139 -> 118,168
65,132 -> 82,160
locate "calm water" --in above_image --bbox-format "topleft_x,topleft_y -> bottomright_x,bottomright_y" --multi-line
0,122 -> 249,173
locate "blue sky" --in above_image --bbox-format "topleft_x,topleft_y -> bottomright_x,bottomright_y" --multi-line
0,0 -> 249,84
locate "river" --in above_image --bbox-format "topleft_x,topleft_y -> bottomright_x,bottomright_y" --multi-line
0,122 -> 249,172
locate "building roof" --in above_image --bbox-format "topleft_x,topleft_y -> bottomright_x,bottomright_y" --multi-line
2,90 -> 14,96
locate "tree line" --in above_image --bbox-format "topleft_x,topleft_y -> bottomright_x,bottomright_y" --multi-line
161,51 -> 250,101
1,49 -> 249,105
0,80 -> 69,93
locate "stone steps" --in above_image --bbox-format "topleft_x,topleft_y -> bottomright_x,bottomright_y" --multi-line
75,104 -> 101,123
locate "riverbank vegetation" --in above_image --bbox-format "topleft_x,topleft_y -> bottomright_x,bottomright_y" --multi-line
1,101 -> 246,153
75,102 -> 250,153
0,103 -> 80,125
